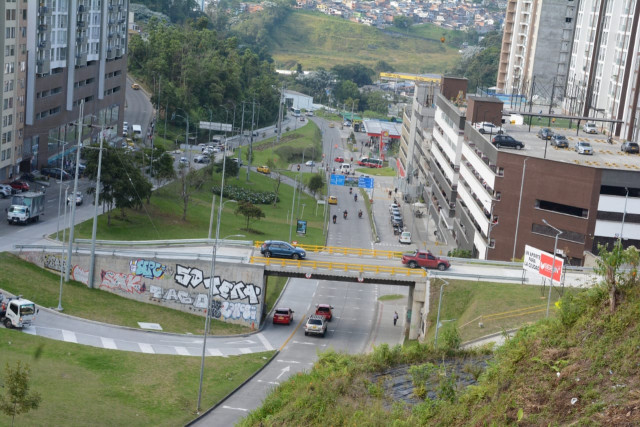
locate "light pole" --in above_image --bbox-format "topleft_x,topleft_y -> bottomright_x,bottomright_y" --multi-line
620,187 -> 629,241
51,137 -> 70,241
542,219 -> 562,318
57,185 -> 70,311
205,106 -> 213,143
88,123 -> 110,289
433,276 -> 450,348
289,174 -> 299,242
172,109 -> 191,163
512,157 -> 529,260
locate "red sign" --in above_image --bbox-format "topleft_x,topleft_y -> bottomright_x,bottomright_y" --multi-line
539,252 -> 563,282
396,158 -> 405,178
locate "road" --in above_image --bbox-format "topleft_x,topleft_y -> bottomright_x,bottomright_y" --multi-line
125,76 -> 154,141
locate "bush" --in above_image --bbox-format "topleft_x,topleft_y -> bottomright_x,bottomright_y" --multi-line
447,248 -> 473,258
210,184 -> 279,205
441,327 -> 462,350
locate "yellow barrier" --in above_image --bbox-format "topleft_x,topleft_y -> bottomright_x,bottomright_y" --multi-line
254,242 -> 404,259
249,257 -> 426,277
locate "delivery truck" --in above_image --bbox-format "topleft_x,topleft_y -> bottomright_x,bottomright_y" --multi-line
7,191 -> 45,224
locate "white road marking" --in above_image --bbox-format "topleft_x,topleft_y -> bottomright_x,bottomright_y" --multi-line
222,406 -> 249,412
292,341 -> 317,346
239,348 -> 252,354
276,359 -> 301,364
256,332 -> 274,351
277,366 -> 290,379
61,330 -> 77,343
175,346 -> 190,356
101,337 -> 117,349
139,343 -> 154,354
257,380 -> 280,385
207,348 -> 224,357
226,339 -> 256,345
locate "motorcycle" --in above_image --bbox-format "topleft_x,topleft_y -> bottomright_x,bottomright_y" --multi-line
415,210 -> 424,218
349,187 -> 353,194
358,210 -> 363,219
354,194 -> 358,202
333,215 -> 337,224
343,210 -> 348,220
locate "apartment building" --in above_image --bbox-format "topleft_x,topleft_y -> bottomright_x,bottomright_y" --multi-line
564,0 -> 640,141
496,0 -> 577,105
23,0 -> 128,171
429,77 -> 640,265
1,0 -> 28,180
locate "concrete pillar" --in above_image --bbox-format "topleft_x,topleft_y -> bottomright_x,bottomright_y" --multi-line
409,280 -> 427,340
405,284 -> 414,338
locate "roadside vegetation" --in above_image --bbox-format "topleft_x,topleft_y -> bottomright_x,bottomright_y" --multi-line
1,327 -> 273,426
241,243 -> 640,425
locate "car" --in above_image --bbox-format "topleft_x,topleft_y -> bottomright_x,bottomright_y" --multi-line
621,141 -> 640,154
537,128 -> 554,140
391,217 -> 404,228
257,165 -> 270,174
399,231 -> 412,244
474,122 -> 504,135
131,83 -> 140,90
193,155 -> 210,164
66,191 -> 83,206
122,121 -> 129,136
0,184 -> 12,198
231,157 -> 243,166
306,111 -> 314,117
343,121 -> 351,127
390,207 -> 401,216
583,122 -> 598,134
304,315 -> 327,337
334,156 -> 344,163
329,123 -> 335,128
401,250 -> 450,270
389,203 -> 400,213
550,134 -> 569,148
273,308 -> 294,325
9,181 -> 29,192
179,157 -> 190,165
305,160 -> 315,167
41,167 -> 71,180
315,304 -> 334,321
260,240 -> 306,260
575,141 -> 594,155
299,117 -> 305,122
492,135 -> 524,150
328,196 -> 338,205
19,172 -> 36,182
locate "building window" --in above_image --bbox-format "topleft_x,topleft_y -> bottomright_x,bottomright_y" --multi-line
535,199 -> 588,218
531,223 -> 585,244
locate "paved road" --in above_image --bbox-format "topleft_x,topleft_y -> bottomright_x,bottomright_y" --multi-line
125,76 -> 154,140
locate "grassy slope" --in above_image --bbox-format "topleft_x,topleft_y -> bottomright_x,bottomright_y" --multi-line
2,328 -> 272,426
271,11 -> 459,73
239,285 -> 640,426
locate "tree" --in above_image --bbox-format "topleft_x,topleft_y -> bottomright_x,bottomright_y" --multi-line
235,201 -> 265,231
154,152 -> 177,187
267,159 -> 282,207
374,60 -> 395,74
594,241 -> 639,313
362,91 -> 388,114
393,16 -> 412,30
0,361 -> 41,426
331,63 -> 374,86
333,80 -> 360,104
308,174 -> 324,195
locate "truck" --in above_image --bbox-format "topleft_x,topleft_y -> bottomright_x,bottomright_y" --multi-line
401,250 -> 450,271
0,294 -> 38,329
7,191 -> 45,225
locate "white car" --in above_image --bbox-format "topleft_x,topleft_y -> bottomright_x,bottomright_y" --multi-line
305,160 -> 315,167
575,141 -> 594,155
399,231 -> 412,244
0,184 -> 12,198
583,122 -> 598,134
122,121 -> 129,136
66,191 -> 84,206
179,157 -> 190,165
474,122 -> 504,134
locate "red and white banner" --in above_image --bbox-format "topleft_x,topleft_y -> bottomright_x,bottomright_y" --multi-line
523,245 -> 563,282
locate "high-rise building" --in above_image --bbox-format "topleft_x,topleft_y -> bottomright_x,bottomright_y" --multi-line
496,0 -> 577,106
22,0 -> 128,172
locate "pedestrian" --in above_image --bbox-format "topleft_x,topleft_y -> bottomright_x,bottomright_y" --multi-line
393,311 -> 399,326
388,190 -> 392,198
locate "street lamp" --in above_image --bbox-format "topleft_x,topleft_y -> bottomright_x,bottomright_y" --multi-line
172,109 -> 191,163
512,157 -> 529,260
57,185 -> 70,311
542,219 -> 562,318
620,187 -> 629,241
209,199 -> 237,240
205,106 -> 213,144
433,276 -> 450,348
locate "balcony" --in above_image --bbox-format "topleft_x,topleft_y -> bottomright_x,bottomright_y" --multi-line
38,24 -> 48,32
77,21 -> 85,28
38,40 -> 49,49
39,6 -> 50,15
107,48 -> 114,60
457,184 -> 491,237
430,180 -> 456,218
115,48 -> 123,57
75,53 -> 87,67
76,36 -> 84,43
36,59 -> 50,75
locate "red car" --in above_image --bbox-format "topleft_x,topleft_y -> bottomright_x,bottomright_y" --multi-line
273,308 -> 294,325
334,156 -> 344,163
315,304 -> 334,321
9,181 -> 29,192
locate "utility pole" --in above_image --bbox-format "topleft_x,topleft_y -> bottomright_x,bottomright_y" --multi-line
246,98 -> 255,181
64,100 -> 84,282
276,85 -> 284,148
88,127 -> 105,289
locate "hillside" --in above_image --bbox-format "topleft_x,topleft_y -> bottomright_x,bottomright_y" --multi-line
270,11 -> 460,73
240,269 -> 640,425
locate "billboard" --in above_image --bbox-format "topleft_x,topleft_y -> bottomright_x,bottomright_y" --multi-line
523,245 -> 564,282
199,121 -> 233,132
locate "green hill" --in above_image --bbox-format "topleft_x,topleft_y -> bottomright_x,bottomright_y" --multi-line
270,11 -> 460,74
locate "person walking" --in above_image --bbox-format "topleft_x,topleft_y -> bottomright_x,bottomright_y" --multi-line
393,311 -> 399,326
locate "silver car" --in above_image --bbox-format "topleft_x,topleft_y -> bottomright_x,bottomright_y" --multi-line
66,191 -> 84,205
575,141 -> 594,155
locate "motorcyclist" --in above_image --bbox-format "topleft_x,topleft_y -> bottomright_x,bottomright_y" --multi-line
349,187 -> 353,194
354,194 -> 358,202
333,214 -> 337,224
343,210 -> 348,219
358,209 -> 363,218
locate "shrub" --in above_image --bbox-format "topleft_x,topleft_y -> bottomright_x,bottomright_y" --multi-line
442,326 -> 462,350
447,248 -> 473,258
210,184 -> 278,205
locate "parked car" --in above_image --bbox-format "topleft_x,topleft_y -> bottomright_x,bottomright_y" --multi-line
474,122 -> 504,135
334,156 -> 344,163
537,128 -> 554,140
621,141 -> 640,154
401,250 -> 450,270
399,231 -> 412,244
583,122 -> 598,134
0,184 -> 12,198
260,240 -> 306,260
9,181 -> 29,192
389,203 -> 401,213
131,83 -> 140,90
492,135 -> 524,150
273,308 -> 294,325
575,141 -> 594,155
329,123 -> 335,128
193,155 -> 210,164
179,157 -> 190,165
19,172 -> 36,182
257,165 -> 270,174
328,196 -> 338,205
66,191 -> 84,206
551,134 -> 569,148
304,315 -> 327,337
122,121 -> 129,136
315,304 -> 334,321
41,168 -> 71,180
305,160 -> 315,167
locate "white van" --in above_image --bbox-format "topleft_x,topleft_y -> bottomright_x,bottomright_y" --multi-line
132,124 -> 142,138
340,163 -> 351,173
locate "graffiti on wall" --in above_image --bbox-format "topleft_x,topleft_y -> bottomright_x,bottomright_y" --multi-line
71,265 -> 89,285
100,270 -> 146,294
174,264 -> 261,304
148,285 -> 208,309
129,259 -> 172,279
44,254 -> 66,272
220,301 -> 257,321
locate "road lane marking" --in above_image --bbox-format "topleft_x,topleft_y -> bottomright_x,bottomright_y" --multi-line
257,380 -> 280,385
139,343 -> 154,354
292,341 -> 317,346
222,406 -> 248,412
256,332 -> 274,351
239,348 -> 252,354
175,346 -> 190,356
276,359 -> 301,364
101,337 -> 117,349
278,315 -> 306,351
207,348 -> 224,357
61,330 -> 77,343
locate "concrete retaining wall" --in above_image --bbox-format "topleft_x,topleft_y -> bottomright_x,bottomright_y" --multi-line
18,251 -> 265,328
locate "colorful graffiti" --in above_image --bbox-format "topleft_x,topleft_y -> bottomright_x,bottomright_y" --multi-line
44,254 -> 66,272
129,259 -> 171,279
71,265 -> 89,285
100,270 -> 146,294
175,264 -> 261,305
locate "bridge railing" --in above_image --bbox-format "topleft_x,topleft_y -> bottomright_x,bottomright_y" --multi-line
254,242 -> 403,259
250,256 -> 427,277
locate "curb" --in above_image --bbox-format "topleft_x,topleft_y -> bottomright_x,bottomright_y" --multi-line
185,349 -> 280,426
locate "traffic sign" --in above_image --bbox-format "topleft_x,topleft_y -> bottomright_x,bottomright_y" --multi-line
330,174 -> 345,186
358,176 -> 374,189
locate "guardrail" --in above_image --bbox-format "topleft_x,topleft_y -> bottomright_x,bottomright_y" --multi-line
250,256 -> 426,277
75,238 -> 254,247
254,242 -> 402,259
